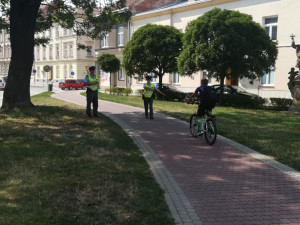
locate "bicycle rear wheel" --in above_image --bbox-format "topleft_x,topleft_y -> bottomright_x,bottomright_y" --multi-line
189,114 -> 198,137
204,118 -> 217,145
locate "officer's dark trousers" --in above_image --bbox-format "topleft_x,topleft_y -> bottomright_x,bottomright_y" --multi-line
144,97 -> 153,118
86,89 -> 98,116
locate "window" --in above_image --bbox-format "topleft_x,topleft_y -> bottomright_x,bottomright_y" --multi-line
173,72 -> 180,84
56,27 -> 59,38
87,46 -> 92,56
64,29 -> 68,36
49,45 -> 53,59
36,47 -> 40,60
64,44 -> 68,58
117,27 -> 124,46
64,65 -> 68,78
69,44 -> 73,57
261,67 -> 275,85
150,72 -> 157,82
43,47 -> 46,59
49,29 -> 52,39
56,45 -> 60,59
118,68 -> 124,80
202,70 -> 211,83
264,16 -> 278,40
101,34 -> 109,47
56,65 -> 60,78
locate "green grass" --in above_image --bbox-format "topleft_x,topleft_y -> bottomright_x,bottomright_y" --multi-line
96,93 -> 300,172
0,92 -> 174,225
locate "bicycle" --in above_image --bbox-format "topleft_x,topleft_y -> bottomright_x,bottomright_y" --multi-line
189,98 -> 217,145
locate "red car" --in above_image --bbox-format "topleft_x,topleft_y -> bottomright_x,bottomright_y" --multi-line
59,79 -> 85,90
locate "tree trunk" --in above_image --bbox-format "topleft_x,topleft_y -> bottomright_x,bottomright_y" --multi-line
2,0 -> 41,110
158,74 -> 163,90
219,74 -> 226,105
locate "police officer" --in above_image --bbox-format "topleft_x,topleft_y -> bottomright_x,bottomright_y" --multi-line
84,66 -> 99,117
143,76 -> 165,119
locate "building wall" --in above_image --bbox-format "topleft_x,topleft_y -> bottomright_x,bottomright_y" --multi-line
33,24 -> 97,83
130,0 -> 298,98
0,30 -> 11,77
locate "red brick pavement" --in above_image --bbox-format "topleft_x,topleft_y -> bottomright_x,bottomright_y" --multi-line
53,91 -> 300,225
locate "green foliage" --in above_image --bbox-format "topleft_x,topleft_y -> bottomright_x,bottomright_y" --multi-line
269,98 -> 293,111
97,53 -> 120,73
1,0 -> 131,45
178,8 -> 278,83
104,87 -> 132,96
122,24 -> 183,88
221,95 -> 267,109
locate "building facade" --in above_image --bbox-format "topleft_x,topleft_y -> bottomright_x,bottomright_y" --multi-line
129,0 -> 299,98
33,24 -> 97,84
0,30 -> 11,77
95,0 -> 186,91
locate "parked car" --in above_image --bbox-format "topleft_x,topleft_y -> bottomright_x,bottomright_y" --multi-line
154,83 -> 188,101
0,76 -> 7,90
211,84 -> 261,99
59,79 -> 85,90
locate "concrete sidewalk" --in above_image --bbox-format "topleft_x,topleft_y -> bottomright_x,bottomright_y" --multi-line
53,90 -> 300,225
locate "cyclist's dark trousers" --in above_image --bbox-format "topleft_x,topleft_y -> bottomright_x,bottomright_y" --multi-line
197,103 -> 207,117
144,97 -> 153,118
86,89 -> 98,116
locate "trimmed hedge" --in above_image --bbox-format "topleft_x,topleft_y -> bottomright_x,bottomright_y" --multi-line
220,95 -> 267,109
269,98 -> 293,111
105,87 -> 132,96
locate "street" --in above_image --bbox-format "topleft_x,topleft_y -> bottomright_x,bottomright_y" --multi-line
0,82 -> 61,107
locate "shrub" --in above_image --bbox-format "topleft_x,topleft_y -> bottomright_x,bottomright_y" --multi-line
135,89 -> 144,96
221,95 -> 267,109
123,88 -> 132,96
105,87 -> 133,96
269,98 -> 293,111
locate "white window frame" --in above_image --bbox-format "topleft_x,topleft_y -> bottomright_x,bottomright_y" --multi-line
263,16 -> 278,41
49,45 -> 53,59
118,68 -> 124,80
64,44 -> 68,58
64,65 -> 68,78
117,26 -> 124,46
173,72 -> 180,84
261,67 -> 275,86
56,27 -> 59,38
69,43 -> 73,57
56,45 -> 60,59
101,34 -> 109,48
202,70 -> 211,84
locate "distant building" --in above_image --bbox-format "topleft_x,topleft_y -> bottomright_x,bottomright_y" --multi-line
33,24 -> 96,83
129,0 -> 298,98
95,0 -> 185,91
0,30 -> 11,76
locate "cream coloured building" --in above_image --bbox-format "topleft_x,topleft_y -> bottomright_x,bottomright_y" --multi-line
0,30 -> 11,77
33,23 -> 97,83
129,0 -> 299,98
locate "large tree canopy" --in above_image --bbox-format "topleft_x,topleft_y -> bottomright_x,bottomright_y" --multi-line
122,24 -> 182,89
178,8 -> 278,95
97,53 -> 120,73
0,0 -> 131,110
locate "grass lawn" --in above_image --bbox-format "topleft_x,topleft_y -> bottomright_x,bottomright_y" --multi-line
96,93 -> 300,172
0,92 -> 174,225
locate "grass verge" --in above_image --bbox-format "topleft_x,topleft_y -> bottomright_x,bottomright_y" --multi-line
95,93 -> 300,172
0,92 -> 174,225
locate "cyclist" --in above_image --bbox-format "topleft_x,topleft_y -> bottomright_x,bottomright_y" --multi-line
187,78 -> 215,135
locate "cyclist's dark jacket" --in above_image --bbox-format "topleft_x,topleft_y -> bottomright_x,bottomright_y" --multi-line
195,85 -> 209,104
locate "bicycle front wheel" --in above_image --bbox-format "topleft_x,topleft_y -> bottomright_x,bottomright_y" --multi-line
190,114 -> 198,137
204,118 -> 217,145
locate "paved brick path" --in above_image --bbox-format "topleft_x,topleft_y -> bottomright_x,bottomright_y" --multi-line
53,90 -> 300,225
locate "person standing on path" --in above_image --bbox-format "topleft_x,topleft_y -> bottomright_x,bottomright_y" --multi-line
143,75 -> 165,119
84,66 -> 99,117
